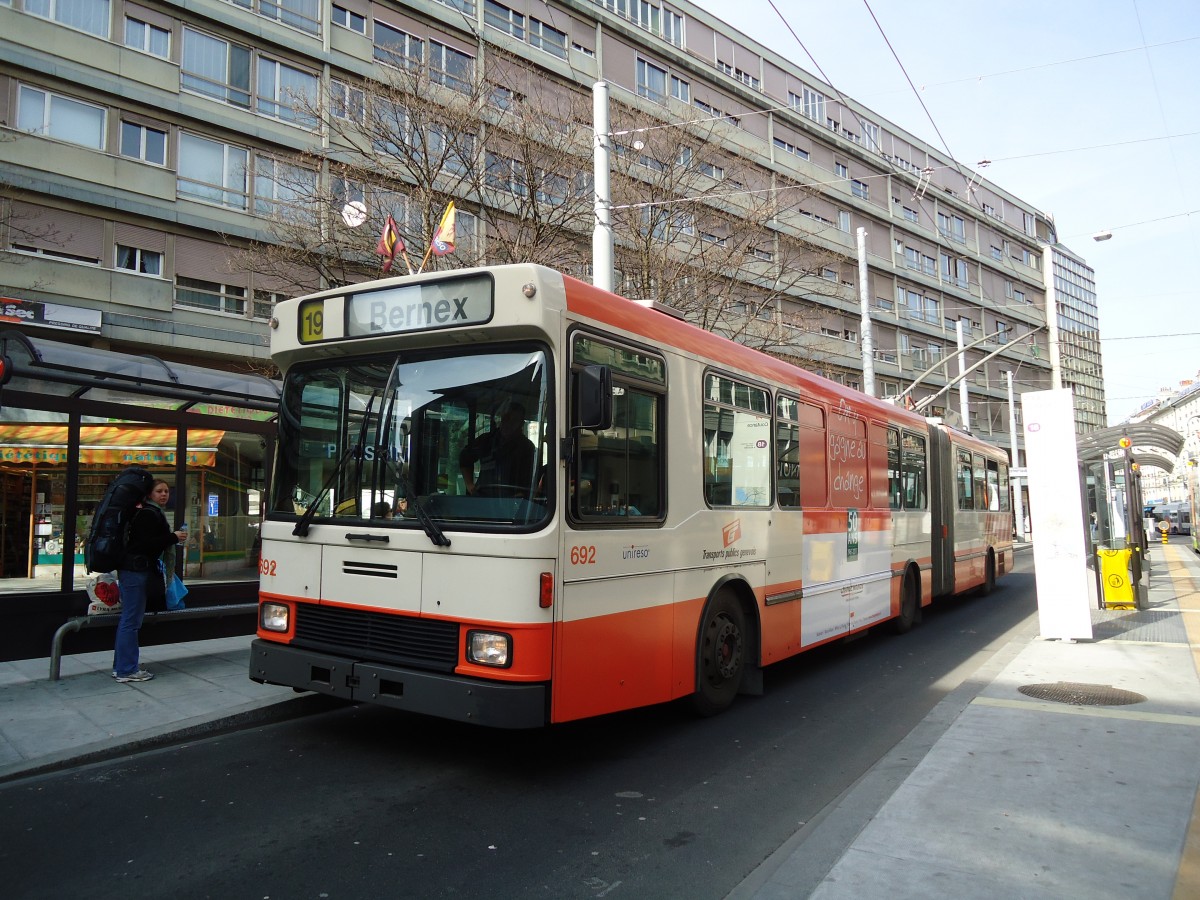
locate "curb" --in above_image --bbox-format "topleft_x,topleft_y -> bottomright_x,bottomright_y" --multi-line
0,693 -> 339,785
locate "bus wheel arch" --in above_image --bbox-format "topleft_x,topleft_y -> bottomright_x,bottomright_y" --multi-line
691,578 -> 757,716
891,563 -> 922,634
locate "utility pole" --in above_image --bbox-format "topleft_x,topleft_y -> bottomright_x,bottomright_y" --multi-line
857,227 -> 876,397
956,320 -> 970,432
1007,370 -> 1025,540
592,81 -> 613,293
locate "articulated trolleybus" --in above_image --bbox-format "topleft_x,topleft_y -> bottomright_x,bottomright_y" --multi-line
251,264 -> 1013,727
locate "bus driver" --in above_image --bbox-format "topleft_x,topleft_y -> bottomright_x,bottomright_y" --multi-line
459,403 -> 536,497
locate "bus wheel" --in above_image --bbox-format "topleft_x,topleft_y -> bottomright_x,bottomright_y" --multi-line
891,571 -> 919,634
692,590 -> 746,716
980,552 -> 996,596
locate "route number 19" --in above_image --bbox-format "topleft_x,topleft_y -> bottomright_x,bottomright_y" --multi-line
299,299 -> 324,343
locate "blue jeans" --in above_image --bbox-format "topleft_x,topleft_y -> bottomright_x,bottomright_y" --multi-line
113,568 -> 151,676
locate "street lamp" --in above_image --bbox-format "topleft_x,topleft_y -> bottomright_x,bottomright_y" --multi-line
1092,231 -> 1113,242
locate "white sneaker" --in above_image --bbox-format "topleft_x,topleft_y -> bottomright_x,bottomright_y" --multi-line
115,669 -> 154,683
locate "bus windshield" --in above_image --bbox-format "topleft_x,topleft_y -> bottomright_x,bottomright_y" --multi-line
269,346 -> 550,532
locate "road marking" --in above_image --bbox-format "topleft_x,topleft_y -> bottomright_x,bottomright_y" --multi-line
971,696 -> 1200,726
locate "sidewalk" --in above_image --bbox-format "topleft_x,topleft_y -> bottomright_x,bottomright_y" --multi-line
731,540 -> 1200,900
0,634 -> 312,783
2,545 -> 1199,900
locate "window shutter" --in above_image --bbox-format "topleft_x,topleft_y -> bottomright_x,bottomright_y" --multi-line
10,203 -> 103,260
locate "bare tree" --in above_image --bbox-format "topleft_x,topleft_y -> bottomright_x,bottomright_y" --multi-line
233,47 -> 858,374
606,103 -> 855,366
234,49 -> 595,292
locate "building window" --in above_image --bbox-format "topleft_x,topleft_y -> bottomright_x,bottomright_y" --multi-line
719,60 -> 759,90
859,119 -> 880,152
851,179 -> 869,199
484,0 -> 524,39
1022,211 -> 1036,237
671,75 -> 690,103
229,0 -> 319,35
940,252 -> 967,288
485,152 -> 526,197
182,28 -> 251,107
119,120 -> 167,165
330,79 -> 365,122
257,59 -> 318,124
253,289 -> 286,319
789,86 -> 824,123
374,22 -> 423,67
834,162 -> 848,178
693,98 -> 739,127
177,132 -> 249,209
254,157 -> 317,218
902,206 -> 918,223
25,0 -> 110,37
429,42 -> 474,92
636,58 -> 667,104
331,4 -> 366,33
990,244 -> 1002,260
175,276 -> 246,316
937,211 -> 966,242
773,137 -> 809,160
10,242 -> 100,264
572,41 -> 594,57
663,9 -> 683,46
124,16 -> 170,57
116,245 -> 163,276
838,210 -> 850,233
16,85 -> 105,150
529,19 -> 567,58
433,0 -> 475,13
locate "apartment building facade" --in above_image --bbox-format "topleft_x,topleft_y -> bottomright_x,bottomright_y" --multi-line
0,0 -> 1062,617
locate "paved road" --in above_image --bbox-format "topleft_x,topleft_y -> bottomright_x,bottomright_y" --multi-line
1,561 -> 1037,900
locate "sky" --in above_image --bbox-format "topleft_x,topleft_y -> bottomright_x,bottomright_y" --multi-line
699,0 -> 1200,425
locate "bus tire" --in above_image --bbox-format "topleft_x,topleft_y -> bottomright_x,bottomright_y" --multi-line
980,551 -> 996,596
691,589 -> 746,717
891,569 -> 919,634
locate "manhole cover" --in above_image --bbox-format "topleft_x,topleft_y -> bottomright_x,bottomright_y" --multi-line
1018,682 -> 1146,706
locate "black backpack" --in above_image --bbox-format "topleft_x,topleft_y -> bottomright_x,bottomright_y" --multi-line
85,466 -> 155,574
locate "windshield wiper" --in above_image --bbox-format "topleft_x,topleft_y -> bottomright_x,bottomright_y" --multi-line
398,472 -> 450,548
292,393 -> 377,537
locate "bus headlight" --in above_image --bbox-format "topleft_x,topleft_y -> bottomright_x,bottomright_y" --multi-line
260,602 -> 290,633
467,631 -> 511,667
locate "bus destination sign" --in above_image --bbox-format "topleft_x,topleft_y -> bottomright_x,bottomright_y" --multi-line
346,275 -> 493,339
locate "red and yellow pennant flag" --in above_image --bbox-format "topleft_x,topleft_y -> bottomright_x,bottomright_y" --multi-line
375,215 -> 405,273
430,201 -> 456,257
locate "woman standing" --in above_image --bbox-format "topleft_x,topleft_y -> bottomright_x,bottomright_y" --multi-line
113,480 -> 187,683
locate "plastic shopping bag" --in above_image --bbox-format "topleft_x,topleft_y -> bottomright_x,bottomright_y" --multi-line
165,574 -> 189,610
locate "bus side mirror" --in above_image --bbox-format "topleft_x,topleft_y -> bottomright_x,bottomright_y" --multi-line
577,366 -> 612,431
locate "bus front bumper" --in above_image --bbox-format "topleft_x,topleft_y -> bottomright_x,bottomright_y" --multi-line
249,639 -> 548,728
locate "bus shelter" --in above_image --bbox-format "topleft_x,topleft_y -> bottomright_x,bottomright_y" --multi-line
0,330 -> 278,659
1077,422 -> 1183,605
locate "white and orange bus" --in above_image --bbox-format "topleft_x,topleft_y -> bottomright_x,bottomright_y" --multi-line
251,264 -> 1013,726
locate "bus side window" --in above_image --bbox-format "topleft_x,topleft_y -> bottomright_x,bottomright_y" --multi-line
901,431 -> 927,510
887,428 -> 902,510
957,449 -> 973,510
